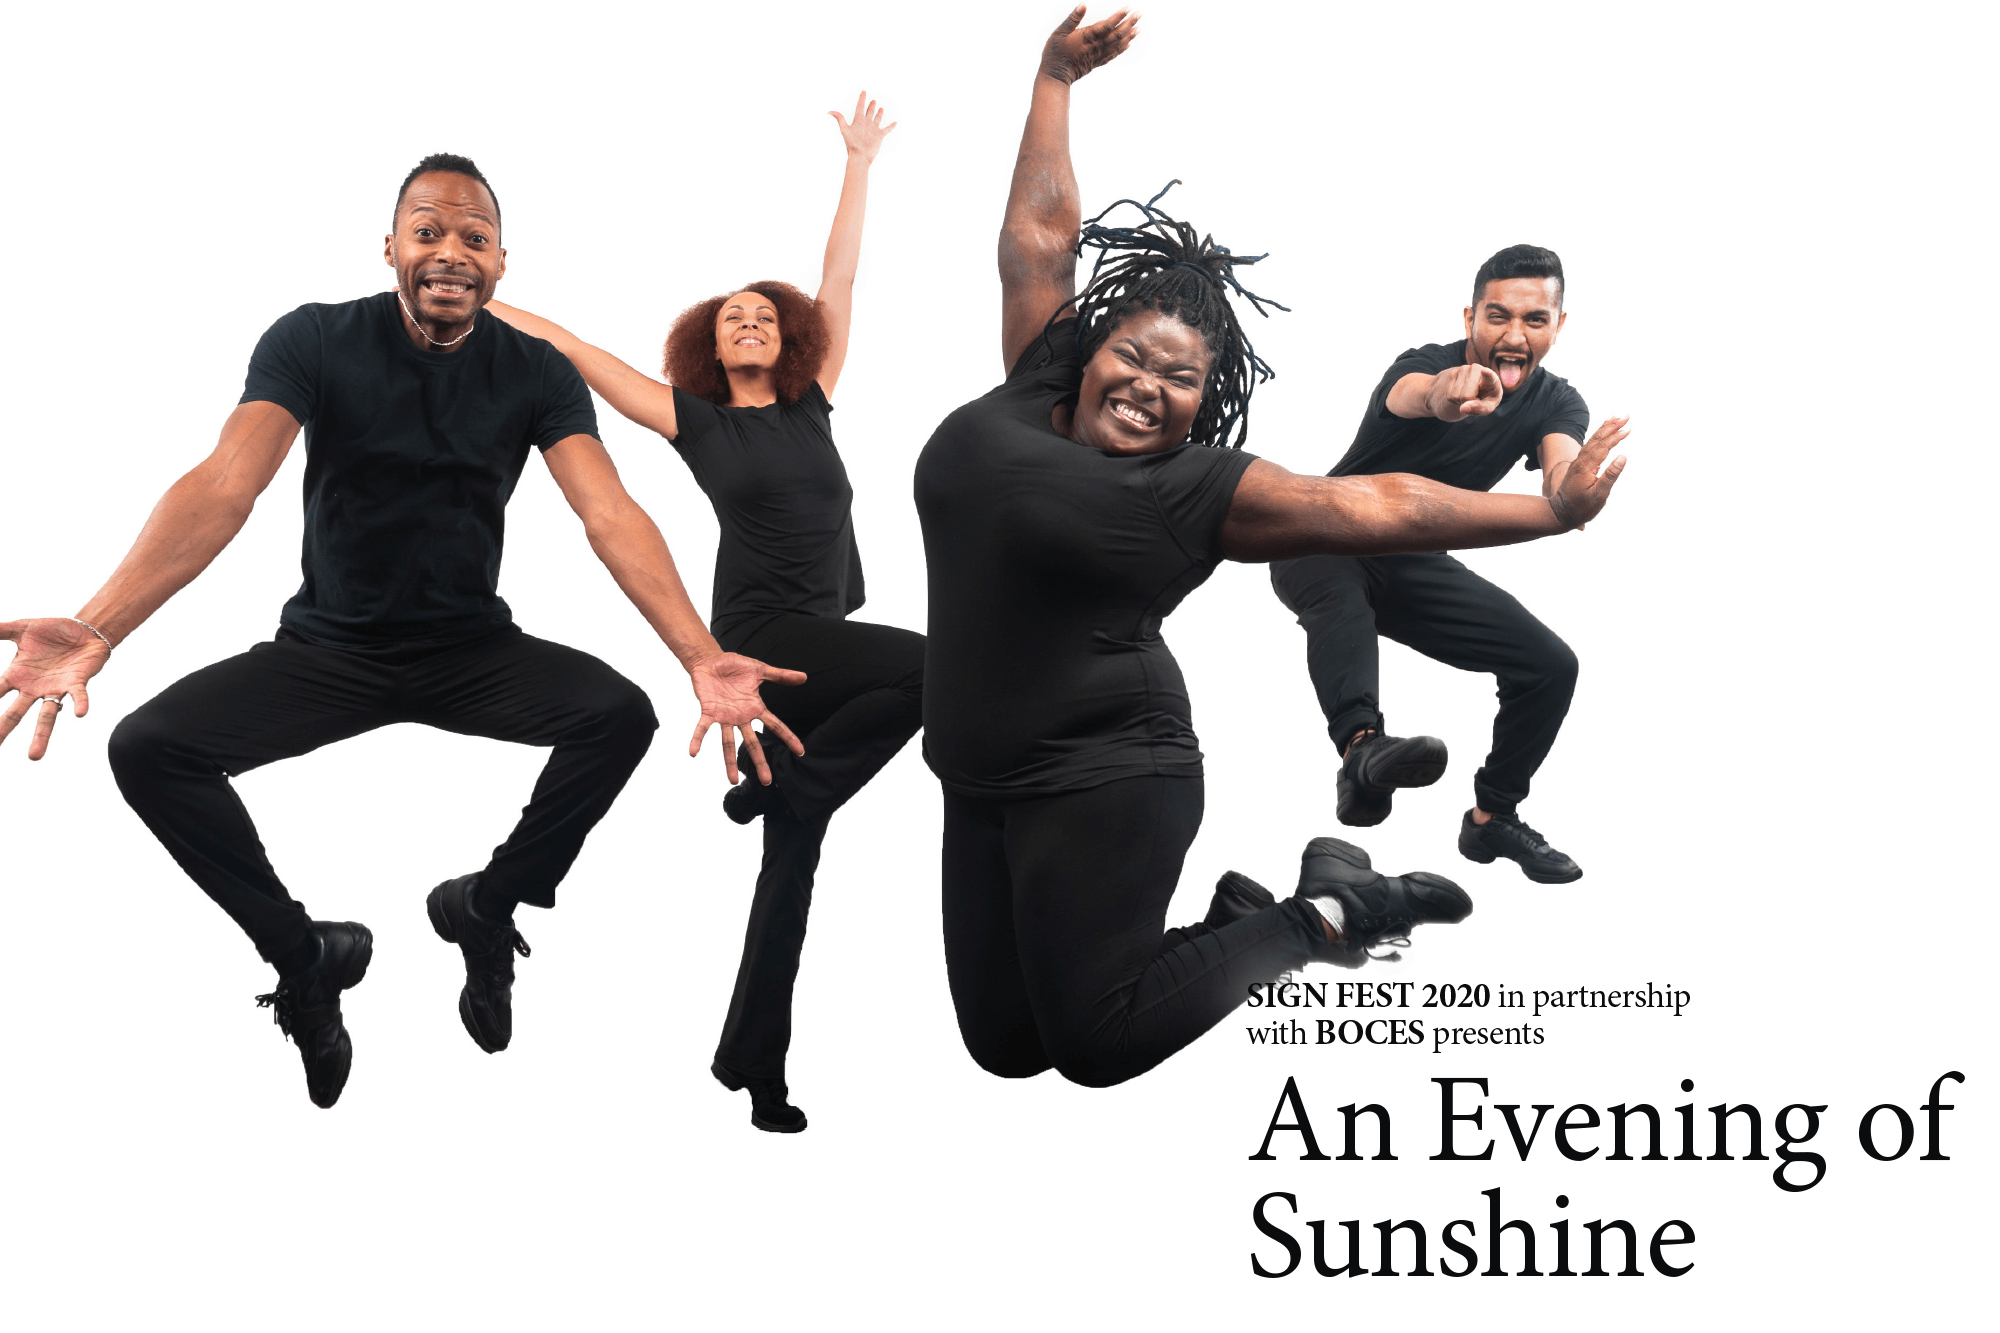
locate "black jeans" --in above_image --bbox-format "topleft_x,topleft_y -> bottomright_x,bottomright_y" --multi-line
1270,552 -> 1577,817
942,774 -> 1324,1088
107,625 -> 657,965
711,614 -> 925,1081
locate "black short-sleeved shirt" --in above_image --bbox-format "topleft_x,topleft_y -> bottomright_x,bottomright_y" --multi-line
669,382 -> 864,639
1329,340 -> 1589,493
914,319 -> 1258,799
240,291 -> 598,645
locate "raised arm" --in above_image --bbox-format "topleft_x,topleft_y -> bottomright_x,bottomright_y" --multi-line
1,399 -> 299,759
487,301 -> 679,440
998,7 -> 1138,371
816,93 -> 896,400
1221,417 -> 1631,562
540,433 -> 807,784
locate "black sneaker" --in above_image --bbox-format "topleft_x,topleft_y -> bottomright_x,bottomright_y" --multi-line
255,920 -> 374,1108
426,874 -> 530,1053
1336,732 -> 1449,828
721,739 -> 781,825
1294,836 -> 1472,967
1458,809 -> 1582,884
1204,870 -> 1276,929
712,1061 -> 807,1134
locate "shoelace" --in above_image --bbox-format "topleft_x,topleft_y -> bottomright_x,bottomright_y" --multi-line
1494,816 -> 1552,852
254,988 -> 304,1042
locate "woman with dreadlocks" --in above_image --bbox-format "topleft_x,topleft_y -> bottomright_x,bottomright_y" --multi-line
912,8 -> 1629,1087
487,95 -> 920,1133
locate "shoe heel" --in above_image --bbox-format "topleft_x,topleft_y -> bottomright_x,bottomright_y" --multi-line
342,926 -> 375,989
427,885 -> 458,944
710,1061 -> 746,1092
1459,842 -> 1496,865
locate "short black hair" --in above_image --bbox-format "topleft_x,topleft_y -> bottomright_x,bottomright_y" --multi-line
1064,182 -> 1288,450
1473,244 -> 1563,307
393,153 -> 501,228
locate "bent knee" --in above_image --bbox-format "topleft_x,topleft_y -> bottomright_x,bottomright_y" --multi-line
106,708 -> 182,781
581,676 -> 658,738
959,1027 -> 1051,1081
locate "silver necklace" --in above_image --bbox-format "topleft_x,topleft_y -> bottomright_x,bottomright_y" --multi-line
397,288 -> 476,348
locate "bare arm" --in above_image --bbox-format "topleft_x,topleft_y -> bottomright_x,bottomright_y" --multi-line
488,301 -> 679,440
540,433 -> 806,782
998,7 -> 1138,371
1538,431 -> 1583,499
1221,418 -> 1631,562
1,399 -> 299,758
1384,364 -> 1505,422
816,93 -> 896,400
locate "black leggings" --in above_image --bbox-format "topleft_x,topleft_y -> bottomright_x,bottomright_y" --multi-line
107,625 -> 657,965
1270,551 -> 1578,816
942,775 -> 1324,1088
712,613 -> 924,1081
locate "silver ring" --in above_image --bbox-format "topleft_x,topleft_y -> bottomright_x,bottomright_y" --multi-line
39,696 -> 65,711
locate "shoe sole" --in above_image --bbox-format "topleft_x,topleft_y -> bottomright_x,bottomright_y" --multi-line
1360,736 -> 1450,790
751,1113 -> 808,1134
1458,836 -> 1584,885
427,880 -> 509,1055
307,925 -> 372,1110
1336,788 -> 1392,828
1402,871 -> 1474,923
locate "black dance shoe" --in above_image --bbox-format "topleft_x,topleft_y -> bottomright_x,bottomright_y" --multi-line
1204,870 -> 1276,929
1458,809 -> 1582,883
255,920 -> 374,1109
721,739 -> 782,825
1293,836 -> 1473,967
427,874 -> 530,1053
1336,731 -> 1450,827
712,1061 -> 808,1134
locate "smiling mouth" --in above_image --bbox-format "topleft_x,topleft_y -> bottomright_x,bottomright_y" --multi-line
1109,398 -> 1160,430
420,276 -> 474,299
734,336 -> 766,347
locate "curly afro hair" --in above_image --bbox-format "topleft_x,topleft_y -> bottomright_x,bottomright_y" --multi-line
663,281 -> 831,406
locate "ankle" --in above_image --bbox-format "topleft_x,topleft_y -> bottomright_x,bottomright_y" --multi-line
1471,807 -> 1494,826
1342,728 -> 1377,759
271,931 -> 320,981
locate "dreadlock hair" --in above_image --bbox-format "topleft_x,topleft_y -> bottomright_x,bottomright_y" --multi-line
1473,243 -> 1564,306
394,152 -> 501,228
1063,181 -> 1287,450
662,281 -> 830,407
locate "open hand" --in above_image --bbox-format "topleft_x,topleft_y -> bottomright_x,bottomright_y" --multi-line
686,652 -> 808,784
1040,6 -> 1139,85
1550,417 -> 1631,530
831,92 -> 896,163
1426,363 -> 1504,422
1,618 -> 113,761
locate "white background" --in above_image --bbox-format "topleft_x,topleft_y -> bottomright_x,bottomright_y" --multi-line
1,0 -> 1991,1326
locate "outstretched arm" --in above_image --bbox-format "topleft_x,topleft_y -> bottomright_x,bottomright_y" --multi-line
1221,418 -> 1631,561
816,93 -> 896,400
541,433 -> 806,783
1,399 -> 299,759
488,301 -> 680,440
998,6 -> 1138,371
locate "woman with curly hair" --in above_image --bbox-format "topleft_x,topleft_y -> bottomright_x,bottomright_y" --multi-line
913,9 -> 1631,1088
491,94 -> 917,1133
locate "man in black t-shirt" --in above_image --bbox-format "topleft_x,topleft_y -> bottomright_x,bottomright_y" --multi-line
0,153 -> 802,1108
1270,244 -> 1616,884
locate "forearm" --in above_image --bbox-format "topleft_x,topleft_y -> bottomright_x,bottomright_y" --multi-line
1225,469 -> 1568,562
77,466 -> 258,643
1542,459 -> 1572,499
821,154 -> 871,291
999,75 -> 1079,270
583,502 -> 720,669
490,302 -> 677,437
1384,372 -> 1441,420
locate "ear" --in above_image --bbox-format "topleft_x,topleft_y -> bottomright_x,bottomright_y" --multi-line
495,247 -> 507,285
1553,308 -> 1567,338
384,234 -> 395,268
1462,304 -> 1475,339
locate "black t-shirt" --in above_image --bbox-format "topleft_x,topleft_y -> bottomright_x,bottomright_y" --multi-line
914,319 -> 1258,799
669,382 -> 864,639
241,292 -> 598,645
1329,340 -> 1589,492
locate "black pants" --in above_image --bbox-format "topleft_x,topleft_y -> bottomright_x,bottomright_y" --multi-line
943,774 -> 1324,1088
107,625 -> 658,965
712,614 -> 925,1081
1270,552 -> 1577,816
